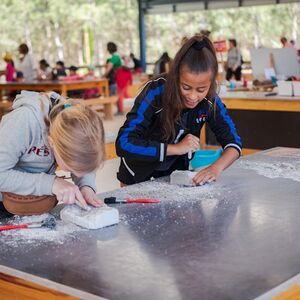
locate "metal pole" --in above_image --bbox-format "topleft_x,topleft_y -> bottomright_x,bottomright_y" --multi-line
138,0 -> 146,72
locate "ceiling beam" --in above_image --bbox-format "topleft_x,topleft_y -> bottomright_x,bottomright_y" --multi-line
142,0 -> 299,14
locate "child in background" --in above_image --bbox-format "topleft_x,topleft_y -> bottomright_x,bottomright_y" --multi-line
130,53 -> 143,73
116,35 -> 242,186
37,59 -> 52,81
59,66 -> 83,98
59,65 -> 82,81
52,61 -> 67,80
2,53 -> 15,82
103,42 -> 122,96
15,71 -> 24,82
0,91 -> 105,214
82,67 -> 101,99
153,52 -> 171,76
115,56 -> 133,114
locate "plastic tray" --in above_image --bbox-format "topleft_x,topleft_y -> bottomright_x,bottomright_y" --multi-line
190,149 -> 222,170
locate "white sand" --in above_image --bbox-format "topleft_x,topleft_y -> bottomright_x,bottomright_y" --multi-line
0,213 -> 85,246
238,160 -> 300,182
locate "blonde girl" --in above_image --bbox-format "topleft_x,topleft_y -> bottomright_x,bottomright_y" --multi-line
0,91 -> 105,213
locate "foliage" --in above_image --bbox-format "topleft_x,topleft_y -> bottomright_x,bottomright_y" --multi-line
0,1 -> 299,70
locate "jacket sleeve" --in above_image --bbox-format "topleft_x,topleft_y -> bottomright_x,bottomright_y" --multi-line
71,171 -> 96,192
0,108 -> 56,196
115,79 -> 167,163
207,96 -> 242,155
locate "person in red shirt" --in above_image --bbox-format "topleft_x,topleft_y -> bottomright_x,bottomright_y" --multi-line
2,53 -> 15,82
115,57 -> 133,114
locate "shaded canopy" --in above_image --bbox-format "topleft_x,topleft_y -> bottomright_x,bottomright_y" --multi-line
141,0 -> 300,14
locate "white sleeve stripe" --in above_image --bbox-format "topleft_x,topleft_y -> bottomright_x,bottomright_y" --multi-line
160,143 -> 165,162
224,143 -> 242,153
122,157 -> 135,176
134,77 -> 166,99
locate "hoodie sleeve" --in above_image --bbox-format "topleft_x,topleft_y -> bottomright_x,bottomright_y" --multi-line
71,171 -> 96,192
0,108 -> 56,196
115,79 -> 167,163
207,96 -> 242,155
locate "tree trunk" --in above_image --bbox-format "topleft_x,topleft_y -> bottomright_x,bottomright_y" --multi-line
53,21 -> 64,61
253,9 -> 262,48
45,24 -> 53,64
24,13 -> 33,51
288,4 -> 299,42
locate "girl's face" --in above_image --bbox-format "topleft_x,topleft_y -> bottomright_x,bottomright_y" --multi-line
48,136 -> 85,178
180,67 -> 211,109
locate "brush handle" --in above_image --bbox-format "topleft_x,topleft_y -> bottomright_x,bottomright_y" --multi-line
103,197 -> 160,204
0,224 -> 29,231
126,198 -> 160,203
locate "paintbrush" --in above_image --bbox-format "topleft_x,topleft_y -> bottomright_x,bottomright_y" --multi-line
104,197 -> 160,204
0,216 -> 56,231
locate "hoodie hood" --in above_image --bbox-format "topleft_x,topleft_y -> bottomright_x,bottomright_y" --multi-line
12,90 -> 61,135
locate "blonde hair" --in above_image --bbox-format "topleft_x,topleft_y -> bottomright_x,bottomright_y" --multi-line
44,95 -> 105,175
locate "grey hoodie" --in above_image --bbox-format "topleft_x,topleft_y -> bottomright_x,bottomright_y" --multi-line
0,91 -> 96,198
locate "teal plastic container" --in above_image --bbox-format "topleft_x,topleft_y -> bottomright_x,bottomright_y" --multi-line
190,149 -> 222,170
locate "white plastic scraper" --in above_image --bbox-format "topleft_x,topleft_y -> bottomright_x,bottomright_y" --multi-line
60,205 -> 119,229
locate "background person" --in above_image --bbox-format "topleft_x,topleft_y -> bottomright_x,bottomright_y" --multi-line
153,52 -> 172,76
52,60 -> 67,80
280,37 -> 293,48
225,39 -> 242,81
17,43 -> 37,81
103,42 -> 121,95
37,59 -> 52,81
2,52 -> 15,82
115,56 -> 133,115
130,53 -> 143,73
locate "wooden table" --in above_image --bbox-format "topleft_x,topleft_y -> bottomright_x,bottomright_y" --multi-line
0,79 -> 109,100
221,91 -> 300,112
203,92 -> 300,152
1,148 -> 300,299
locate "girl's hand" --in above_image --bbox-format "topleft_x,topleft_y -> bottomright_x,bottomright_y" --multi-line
168,134 -> 200,156
80,186 -> 105,207
192,164 -> 222,186
52,177 -> 87,208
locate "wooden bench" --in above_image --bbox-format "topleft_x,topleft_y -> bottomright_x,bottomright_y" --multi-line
82,96 -> 118,120
0,101 -> 12,120
0,97 -> 119,121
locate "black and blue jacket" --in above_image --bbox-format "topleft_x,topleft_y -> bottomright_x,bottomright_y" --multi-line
115,77 -> 242,185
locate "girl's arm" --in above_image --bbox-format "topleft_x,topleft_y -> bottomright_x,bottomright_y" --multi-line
192,96 -> 242,185
207,96 -> 242,156
115,79 -> 167,163
71,172 -> 104,207
71,171 -> 96,194
167,134 -> 200,156
192,147 -> 239,185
